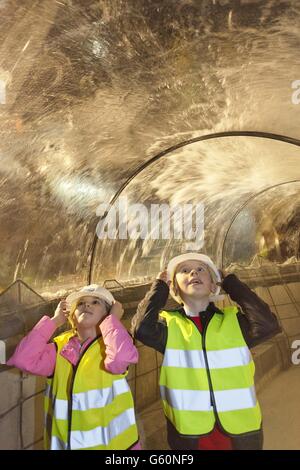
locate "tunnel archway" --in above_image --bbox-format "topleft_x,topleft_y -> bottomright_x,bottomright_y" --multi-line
88,131 -> 300,284
221,179 -> 300,268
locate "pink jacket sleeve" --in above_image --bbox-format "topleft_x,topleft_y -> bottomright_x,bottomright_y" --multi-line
100,314 -> 138,375
6,316 -> 57,377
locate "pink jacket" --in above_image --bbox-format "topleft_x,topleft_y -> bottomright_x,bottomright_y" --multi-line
7,314 -> 138,376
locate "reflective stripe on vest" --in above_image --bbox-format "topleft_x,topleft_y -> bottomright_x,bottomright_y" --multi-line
46,379 -> 131,421
163,346 -> 252,369
70,408 -> 136,450
50,436 -> 67,451
159,307 -> 262,436
160,385 -> 257,412
44,331 -> 138,450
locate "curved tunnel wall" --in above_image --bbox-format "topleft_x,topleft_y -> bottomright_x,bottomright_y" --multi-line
1,0 -> 300,450
2,0 -> 300,295
89,134 -> 300,285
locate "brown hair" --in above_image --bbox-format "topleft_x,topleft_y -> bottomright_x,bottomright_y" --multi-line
68,304 -> 78,333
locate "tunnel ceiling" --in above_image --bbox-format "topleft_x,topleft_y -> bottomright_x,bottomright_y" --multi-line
0,0 -> 300,294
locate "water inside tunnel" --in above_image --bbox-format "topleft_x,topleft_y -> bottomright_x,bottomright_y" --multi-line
0,0 -> 300,451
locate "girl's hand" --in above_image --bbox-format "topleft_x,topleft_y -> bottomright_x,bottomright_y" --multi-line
110,300 -> 124,320
157,270 -> 171,286
52,299 -> 69,328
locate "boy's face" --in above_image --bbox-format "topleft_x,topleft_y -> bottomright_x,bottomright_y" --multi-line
174,260 -> 217,302
73,296 -> 107,329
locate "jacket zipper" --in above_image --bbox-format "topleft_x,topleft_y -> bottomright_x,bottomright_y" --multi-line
66,335 -> 101,450
67,363 -> 78,450
201,316 -> 224,432
201,315 -> 260,438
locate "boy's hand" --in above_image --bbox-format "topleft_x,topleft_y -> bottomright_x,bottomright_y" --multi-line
52,299 -> 69,328
216,269 -> 228,286
110,300 -> 124,320
157,270 -> 171,286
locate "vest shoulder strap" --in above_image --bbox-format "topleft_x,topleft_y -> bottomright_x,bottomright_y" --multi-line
159,309 -> 182,320
221,305 -> 239,315
53,330 -> 75,350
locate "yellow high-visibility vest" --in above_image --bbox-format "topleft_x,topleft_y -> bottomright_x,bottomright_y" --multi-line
44,331 -> 138,450
159,306 -> 262,436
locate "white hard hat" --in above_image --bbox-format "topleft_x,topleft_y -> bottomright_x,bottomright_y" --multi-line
66,284 -> 115,307
167,253 -> 222,303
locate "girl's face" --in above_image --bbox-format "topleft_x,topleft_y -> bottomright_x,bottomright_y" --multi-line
174,260 -> 217,302
73,296 -> 108,329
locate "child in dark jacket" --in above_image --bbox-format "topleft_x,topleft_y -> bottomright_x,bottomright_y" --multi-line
132,253 -> 281,450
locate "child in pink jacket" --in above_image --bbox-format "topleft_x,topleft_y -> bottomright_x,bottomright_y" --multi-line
7,284 -> 140,450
